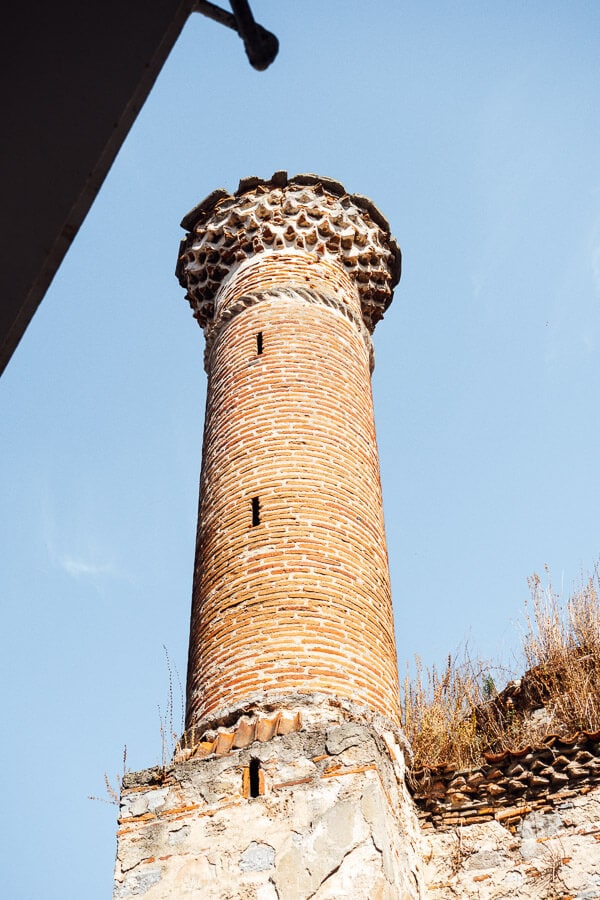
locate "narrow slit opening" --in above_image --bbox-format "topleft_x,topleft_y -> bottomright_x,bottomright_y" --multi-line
256,332 -> 263,355
251,496 -> 260,527
249,758 -> 261,798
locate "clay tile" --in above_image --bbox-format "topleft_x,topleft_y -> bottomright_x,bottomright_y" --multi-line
237,176 -> 261,194
270,170 -> 288,188
350,193 -> 390,233
318,176 -> 346,197
256,713 -> 279,743
180,189 -> 231,231
277,711 -> 301,736
256,203 -> 271,220
510,745 -> 533,759
486,783 -> 506,797
556,734 -> 581,747
291,173 -> 320,188
233,719 -> 256,749
483,749 -> 509,764
194,740 -> 216,759
214,731 -> 235,756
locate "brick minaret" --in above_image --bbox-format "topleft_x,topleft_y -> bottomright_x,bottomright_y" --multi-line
176,172 -> 402,737
113,174 -> 424,899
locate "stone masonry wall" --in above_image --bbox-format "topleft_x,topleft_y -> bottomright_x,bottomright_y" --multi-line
413,731 -> 600,898
422,787 -> 600,898
113,723 -> 423,899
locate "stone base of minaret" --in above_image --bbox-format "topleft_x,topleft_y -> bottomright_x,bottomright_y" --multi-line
113,719 -> 424,899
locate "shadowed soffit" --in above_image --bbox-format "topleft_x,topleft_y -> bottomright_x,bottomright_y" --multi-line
0,0 -> 278,376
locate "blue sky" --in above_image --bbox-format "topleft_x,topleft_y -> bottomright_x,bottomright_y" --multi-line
2,3 -> 600,896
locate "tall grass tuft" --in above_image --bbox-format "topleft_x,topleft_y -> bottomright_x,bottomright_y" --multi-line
523,566 -> 600,735
402,652 -> 492,770
402,565 -> 600,770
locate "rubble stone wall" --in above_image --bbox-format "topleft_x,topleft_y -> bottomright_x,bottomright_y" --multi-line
422,787 -> 600,899
414,731 -> 600,898
113,723 -> 423,899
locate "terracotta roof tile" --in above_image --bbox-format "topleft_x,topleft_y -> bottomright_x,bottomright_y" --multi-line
175,708 -> 303,762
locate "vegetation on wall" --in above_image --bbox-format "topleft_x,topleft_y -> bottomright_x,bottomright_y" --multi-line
401,566 -> 600,770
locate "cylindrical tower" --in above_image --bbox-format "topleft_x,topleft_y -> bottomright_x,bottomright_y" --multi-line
112,176 -> 424,900
176,172 -> 402,736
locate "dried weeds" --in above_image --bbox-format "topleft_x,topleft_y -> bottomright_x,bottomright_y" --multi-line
402,565 -> 600,769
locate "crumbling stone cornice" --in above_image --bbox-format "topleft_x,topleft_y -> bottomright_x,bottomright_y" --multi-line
410,729 -> 600,831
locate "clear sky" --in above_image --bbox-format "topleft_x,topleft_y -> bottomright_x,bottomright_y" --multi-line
2,2 -> 600,896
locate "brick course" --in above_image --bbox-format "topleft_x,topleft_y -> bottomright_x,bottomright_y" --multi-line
178,174 -> 402,732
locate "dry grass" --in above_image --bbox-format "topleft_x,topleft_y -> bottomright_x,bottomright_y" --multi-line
523,566 -> 600,735
402,653 -> 491,770
402,565 -> 600,770
88,745 -> 128,806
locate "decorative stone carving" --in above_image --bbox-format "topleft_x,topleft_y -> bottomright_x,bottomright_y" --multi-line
176,171 -> 401,334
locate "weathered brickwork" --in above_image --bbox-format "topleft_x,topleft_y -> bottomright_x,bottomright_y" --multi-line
177,173 -> 402,733
187,292 -> 399,726
204,253 -> 375,370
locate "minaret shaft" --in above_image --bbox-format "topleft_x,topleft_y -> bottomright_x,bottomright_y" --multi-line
176,174 -> 403,734
187,277 -> 400,728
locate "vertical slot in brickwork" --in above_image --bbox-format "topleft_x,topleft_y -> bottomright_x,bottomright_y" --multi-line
249,758 -> 262,797
256,331 -> 263,355
242,758 -> 265,798
251,496 -> 260,526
